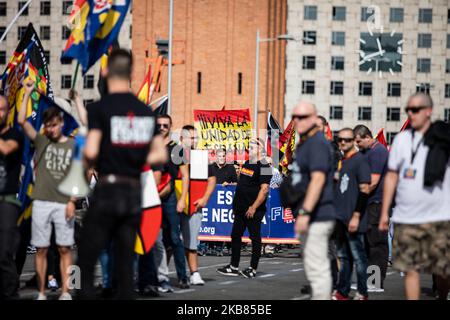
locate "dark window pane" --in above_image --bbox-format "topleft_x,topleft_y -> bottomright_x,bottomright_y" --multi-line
303,31 -> 316,45
304,6 -> 317,20
359,82 -> 372,96
332,7 -> 346,21
0,2 -> 7,16
358,106 -> 372,121
302,81 -> 315,94
390,8 -> 404,23
387,107 -> 401,121
18,1 -> 28,16
419,8 -> 432,23
329,106 -> 343,120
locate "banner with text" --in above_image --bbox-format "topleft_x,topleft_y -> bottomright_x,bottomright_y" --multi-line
198,185 -> 298,244
193,109 -> 252,162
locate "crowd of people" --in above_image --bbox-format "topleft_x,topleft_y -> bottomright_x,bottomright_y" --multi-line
0,48 -> 449,300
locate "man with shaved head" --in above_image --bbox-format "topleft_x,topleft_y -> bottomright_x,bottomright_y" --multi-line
0,94 -> 24,299
380,93 -> 450,300
289,101 -> 336,299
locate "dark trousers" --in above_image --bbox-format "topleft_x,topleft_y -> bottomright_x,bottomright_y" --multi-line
366,203 -> 389,288
77,183 -> 141,300
0,202 -> 20,299
138,246 -> 159,290
230,211 -> 265,270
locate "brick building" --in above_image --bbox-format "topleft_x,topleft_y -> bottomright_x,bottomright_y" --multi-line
132,0 -> 288,130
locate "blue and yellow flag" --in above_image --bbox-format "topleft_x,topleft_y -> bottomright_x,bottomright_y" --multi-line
61,0 -> 131,75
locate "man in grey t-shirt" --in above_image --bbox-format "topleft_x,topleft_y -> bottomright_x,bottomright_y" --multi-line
18,80 -> 75,301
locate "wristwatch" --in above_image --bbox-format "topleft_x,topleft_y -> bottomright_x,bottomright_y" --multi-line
298,208 -> 311,216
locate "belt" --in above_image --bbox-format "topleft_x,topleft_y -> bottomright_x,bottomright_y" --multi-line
0,194 -> 22,207
97,174 -> 140,187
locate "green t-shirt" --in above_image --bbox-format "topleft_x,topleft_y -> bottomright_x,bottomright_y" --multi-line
31,134 -> 75,204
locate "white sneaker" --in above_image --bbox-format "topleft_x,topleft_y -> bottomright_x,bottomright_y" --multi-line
350,283 -> 357,290
189,272 -> 205,285
36,293 -> 47,300
367,285 -> 384,293
59,292 -> 72,300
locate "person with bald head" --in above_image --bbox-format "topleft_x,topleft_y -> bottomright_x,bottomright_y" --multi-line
0,94 -> 24,299
380,93 -> 450,300
289,101 -> 336,299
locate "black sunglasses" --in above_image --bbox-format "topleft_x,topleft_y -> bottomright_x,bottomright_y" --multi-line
157,123 -> 170,129
292,114 -> 312,121
337,137 -> 354,143
405,106 -> 428,114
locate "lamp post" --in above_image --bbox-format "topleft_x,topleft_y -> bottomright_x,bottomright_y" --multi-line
253,31 -> 301,131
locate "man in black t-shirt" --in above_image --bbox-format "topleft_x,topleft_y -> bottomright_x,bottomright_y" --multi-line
0,95 -> 23,299
333,128 -> 371,300
290,101 -> 336,300
217,139 -> 271,278
78,49 -> 167,299
209,148 -> 238,186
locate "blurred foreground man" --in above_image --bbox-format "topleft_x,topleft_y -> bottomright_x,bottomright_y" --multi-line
78,49 -> 166,299
380,93 -> 450,300
0,95 -> 23,299
291,102 -> 336,300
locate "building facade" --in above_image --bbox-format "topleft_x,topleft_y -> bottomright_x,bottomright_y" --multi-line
132,0 -> 287,130
0,0 -> 131,106
285,0 -> 450,143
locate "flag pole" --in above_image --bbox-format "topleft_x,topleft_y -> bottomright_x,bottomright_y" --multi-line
167,0 -> 174,115
0,0 -> 33,45
72,62 -> 80,89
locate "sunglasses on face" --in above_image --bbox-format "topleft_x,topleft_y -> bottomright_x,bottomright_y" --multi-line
404,106 -> 428,114
337,137 -> 354,143
291,114 -> 312,121
157,123 -> 170,129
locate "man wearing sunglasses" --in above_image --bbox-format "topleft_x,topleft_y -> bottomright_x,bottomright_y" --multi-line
354,124 -> 389,293
380,93 -> 450,300
332,128 -> 371,300
290,101 -> 336,300
217,138 -> 271,279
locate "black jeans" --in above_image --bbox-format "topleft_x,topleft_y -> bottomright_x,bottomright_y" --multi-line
77,182 -> 141,299
0,201 -> 20,299
230,211 -> 265,270
365,203 -> 389,287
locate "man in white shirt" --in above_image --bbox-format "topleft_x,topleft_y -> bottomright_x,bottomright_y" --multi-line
379,93 -> 450,300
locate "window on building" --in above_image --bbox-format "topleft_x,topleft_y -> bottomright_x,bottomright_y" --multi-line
446,59 -> 450,73
43,51 -> 50,64
62,26 -> 71,40
387,83 -> 401,97
332,6 -> 346,21
445,109 -> 450,122
0,27 -> 6,41
387,107 -> 401,121
331,56 -> 344,70
237,73 -> 242,95
386,132 -> 398,145
18,26 -> 28,40
359,82 -> 372,96
330,81 -> 344,95
361,7 -> 371,22
197,72 -> 202,94
18,1 -> 28,16
418,33 -> 432,48
331,31 -> 345,46
84,75 -> 95,89
419,8 -> 432,23
390,8 -> 404,22
448,9 -> 450,24
40,1 -> 50,15
302,81 -> 315,94
61,51 -> 72,65
40,26 -> 50,40
329,106 -> 343,120
416,83 -> 431,94
63,1 -> 72,15
61,75 -> 72,89
0,2 -> 6,16
83,99 -> 94,106
129,25 -> 132,39
358,106 -> 372,121
417,58 -> 431,73
0,51 -> 6,65
302,56 -> 316,70
445,84 -> 450,98
304,5 -> 317,20
447,34 -> 450,49
303,31 -> 316,45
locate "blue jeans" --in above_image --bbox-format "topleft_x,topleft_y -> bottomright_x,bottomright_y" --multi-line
336,226 -> 368,297
162,192 -> 187,281
99,245 -> 113,289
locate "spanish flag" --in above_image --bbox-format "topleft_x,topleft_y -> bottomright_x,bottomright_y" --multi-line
137,66 -> 152,105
